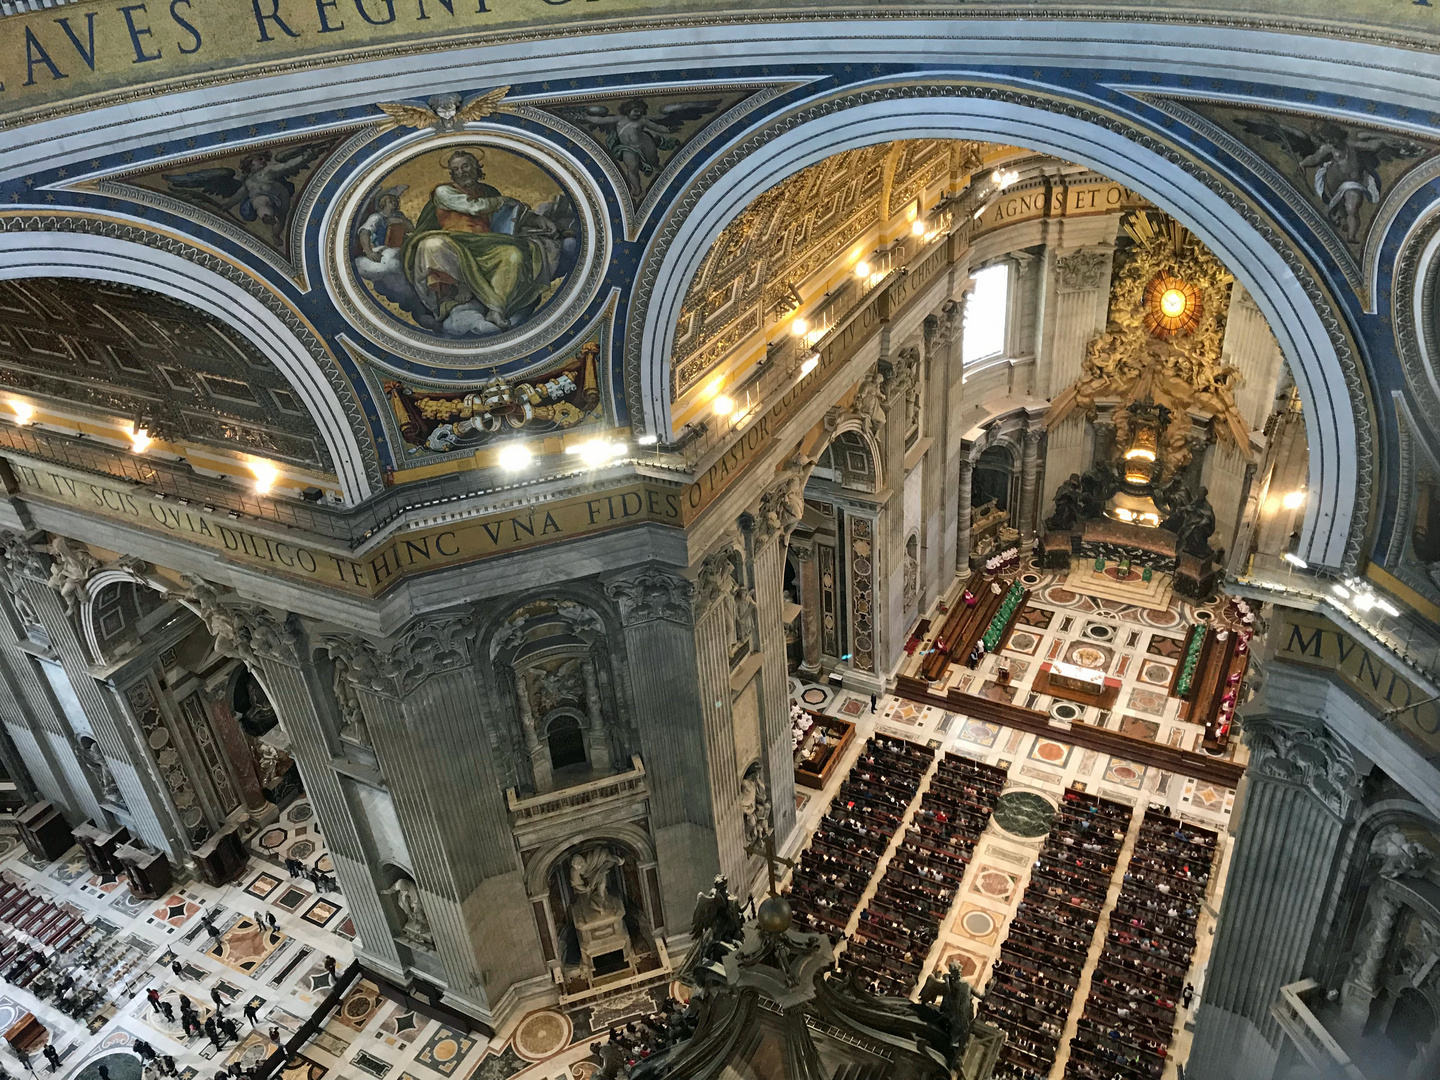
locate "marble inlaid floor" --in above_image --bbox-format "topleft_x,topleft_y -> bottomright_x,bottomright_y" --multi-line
783,560 -> 1246,1080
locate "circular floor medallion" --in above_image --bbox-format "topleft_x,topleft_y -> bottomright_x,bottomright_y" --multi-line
1020,573 -> 1041,586
1195,609 -> 1213,622
287,839 -> 316,861
1086,621 -> 1116,638
1071,646 -> 1107,669
992,790 -> 1056,838
287,803 -> 314,824
513,1008 -> 572,1062
75,1054 -> 141,1080
1050,702 -> 1082,722
1109,763 -> 1140,781
976,870 -> 1013,897
801,688 -> 828,705
315,854 -> 334,873
258,827 -> 286,851
961,910 -> 996,938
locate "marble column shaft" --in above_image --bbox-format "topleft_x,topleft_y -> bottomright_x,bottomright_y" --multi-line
608,602 -> 718,928
251,657 -> 400,973
956,458 -> 974,571
203,690 -> 270,821
752,534 -> 797,849
1017,426 -> 1043,544
1190,762 -> 1349,1079
795,545 -> 822,674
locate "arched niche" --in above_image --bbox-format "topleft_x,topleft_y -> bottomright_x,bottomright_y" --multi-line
489,596 -> 628,795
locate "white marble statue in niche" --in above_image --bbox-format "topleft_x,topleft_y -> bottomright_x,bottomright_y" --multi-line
384,872 -> 434,948
568,846 -> 632,975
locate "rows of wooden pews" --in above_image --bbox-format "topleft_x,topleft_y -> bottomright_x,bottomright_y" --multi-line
1064,809 -> 1217,1080
786,736 -> 932,939
844,753 -> 1006,996
978,790 -> 1133,1080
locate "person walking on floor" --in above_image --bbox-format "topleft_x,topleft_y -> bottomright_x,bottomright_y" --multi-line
870,694 -> 877,713
146,988 -> 161,1013
264,912 -> 277,931
210,987 -> 225,1012
242,1001 -> 259,1025
158,1000 -> 174,1023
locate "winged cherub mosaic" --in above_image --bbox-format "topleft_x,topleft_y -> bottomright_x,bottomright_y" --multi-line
557,97 -> 721,200
1234,115 -> 1427,245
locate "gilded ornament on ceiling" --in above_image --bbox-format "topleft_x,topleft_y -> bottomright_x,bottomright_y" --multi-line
672,139 -> 983,397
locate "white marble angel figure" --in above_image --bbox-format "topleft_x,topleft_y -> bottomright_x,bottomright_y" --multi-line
569,847 -> 623,921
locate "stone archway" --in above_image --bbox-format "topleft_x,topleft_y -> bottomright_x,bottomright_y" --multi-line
631,87 -> 1365,569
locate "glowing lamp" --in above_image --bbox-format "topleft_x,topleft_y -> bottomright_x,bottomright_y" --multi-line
250,460 -> 278,494
11,402 -> 33,425
790,318 -> 808,338
130,426 -> 152,453
497,443 -> 532,471
799,353 -> 819,377
712,395 -> 735,417
1282,490 -> 1306,510
912,219 -> 927,237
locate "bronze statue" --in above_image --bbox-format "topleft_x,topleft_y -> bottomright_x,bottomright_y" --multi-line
1046,473 -> 1084,532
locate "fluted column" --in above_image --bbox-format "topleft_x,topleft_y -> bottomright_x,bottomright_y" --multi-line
604,567 -> 718,930
956,456 -> 975,571
1189,710 -> 1357,1080
794,544 -> 822,675
1017,425 -> 1043,545
13,553 -> 175,854
580,659 -> 613,774
330,616 -> 538,1019
243,630 -> 400,977
752,531 -> 797,851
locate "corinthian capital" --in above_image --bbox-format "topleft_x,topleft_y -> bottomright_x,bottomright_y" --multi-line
1243,713 -> 1359,819
604,567 -> 693,626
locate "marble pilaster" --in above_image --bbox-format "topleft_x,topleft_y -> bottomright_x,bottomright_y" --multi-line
752,532 -> 797,851
332,616 -> 539,1017
690,566 -> 748,890
16,568 -> 177,854
1189,711 -> 1358,1080
603,567 -> 718,928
